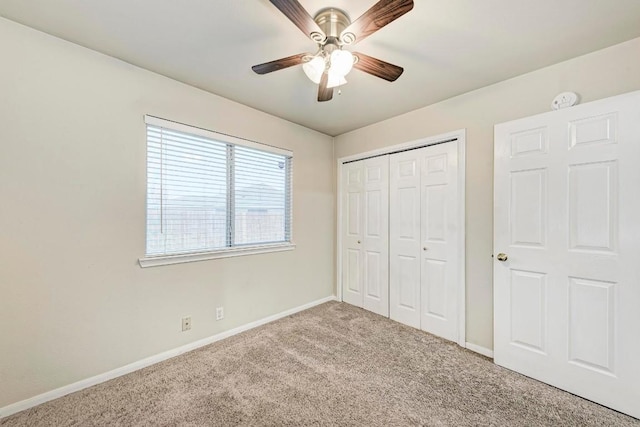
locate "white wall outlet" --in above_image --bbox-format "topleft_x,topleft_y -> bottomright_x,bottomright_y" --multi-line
181,316 -> 191,331
216,307 -> 224,321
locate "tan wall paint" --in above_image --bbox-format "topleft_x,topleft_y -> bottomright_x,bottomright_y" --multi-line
0,18 -> 334,407
334,37 -> 640,351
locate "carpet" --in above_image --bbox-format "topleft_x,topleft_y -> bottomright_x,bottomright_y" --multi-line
2,301 -> 638,426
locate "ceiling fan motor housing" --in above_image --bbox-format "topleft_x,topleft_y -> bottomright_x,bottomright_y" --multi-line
313,8 -> 352,46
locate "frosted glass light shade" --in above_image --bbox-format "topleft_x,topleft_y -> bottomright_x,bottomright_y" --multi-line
326,72 -> 347,89
330,50 -> 354,77
302,56 -> 325,84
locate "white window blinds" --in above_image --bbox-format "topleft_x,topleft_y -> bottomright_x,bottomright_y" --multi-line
145,116 -> 292,257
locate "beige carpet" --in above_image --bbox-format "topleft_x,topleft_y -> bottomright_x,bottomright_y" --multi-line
2,301 -> 638,426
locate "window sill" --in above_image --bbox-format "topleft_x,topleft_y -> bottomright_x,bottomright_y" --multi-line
138,243 -> 296,268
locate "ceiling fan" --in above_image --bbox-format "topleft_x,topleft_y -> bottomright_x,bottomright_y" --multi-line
252,0 -> 414,102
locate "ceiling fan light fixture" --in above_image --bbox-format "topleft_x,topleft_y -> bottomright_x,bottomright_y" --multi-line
302,56 -> 325,84
326,72 -> 347,89
329,49 -> 354,77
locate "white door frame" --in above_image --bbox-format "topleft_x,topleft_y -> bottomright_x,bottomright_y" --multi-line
336,129 -> 466,347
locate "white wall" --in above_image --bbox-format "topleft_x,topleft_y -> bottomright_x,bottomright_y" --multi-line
334,38 -> 640,351
0,17 -> 334,408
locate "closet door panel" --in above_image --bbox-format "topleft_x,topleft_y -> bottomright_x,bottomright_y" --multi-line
390,152 -> 421,328
420,142 -> 459,341
362,156 -> 389,316
342,161 -> 364,307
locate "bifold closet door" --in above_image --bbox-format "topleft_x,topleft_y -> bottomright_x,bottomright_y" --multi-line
388,150 -> 421,328
341,156 -> 389,317
389,142 -> 460,342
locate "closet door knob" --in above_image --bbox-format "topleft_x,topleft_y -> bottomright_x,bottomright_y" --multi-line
423,247 -> 428,251
357,240 -> 361,244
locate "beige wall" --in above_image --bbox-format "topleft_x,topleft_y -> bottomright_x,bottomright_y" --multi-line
334,38 -> 640,350
0,18 -> 334,408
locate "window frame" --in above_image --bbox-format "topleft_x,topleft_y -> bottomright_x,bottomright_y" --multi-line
139,115 -> 295,268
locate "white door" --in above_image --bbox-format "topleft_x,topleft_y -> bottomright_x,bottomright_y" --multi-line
420,142 -> 460,340
390,141 -> 461,342
341,156 -> 389,316
389,150 -> 421,328
362,156 -> 390,316
341,161 -> 364,308
494,91 -> 640,418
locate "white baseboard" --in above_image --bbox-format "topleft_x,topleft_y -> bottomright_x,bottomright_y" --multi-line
0,295 -> 337,419
465,342 -> 494,359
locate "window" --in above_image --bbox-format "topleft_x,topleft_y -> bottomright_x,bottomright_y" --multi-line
140,116 -> 293,267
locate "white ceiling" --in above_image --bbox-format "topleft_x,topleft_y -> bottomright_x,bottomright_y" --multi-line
2,1 -> 640,136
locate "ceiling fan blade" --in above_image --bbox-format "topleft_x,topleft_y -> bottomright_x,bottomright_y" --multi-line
318,73 -> 334,102
251,53 -> 309,74
353,52 -> 404,81
269,0 -> 326,42
341,0 -> 414,45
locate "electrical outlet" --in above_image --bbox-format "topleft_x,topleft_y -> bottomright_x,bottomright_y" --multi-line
182,316 -> 191,331
216,307 -> 224,321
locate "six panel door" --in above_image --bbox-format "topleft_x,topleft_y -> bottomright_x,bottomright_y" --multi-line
494,90 -> 640,419
341,156 -> 389,316
389,142 -> 461,342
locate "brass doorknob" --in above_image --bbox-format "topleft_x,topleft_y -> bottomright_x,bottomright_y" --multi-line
496,253 -> 508,262
357,240 -> 361,244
